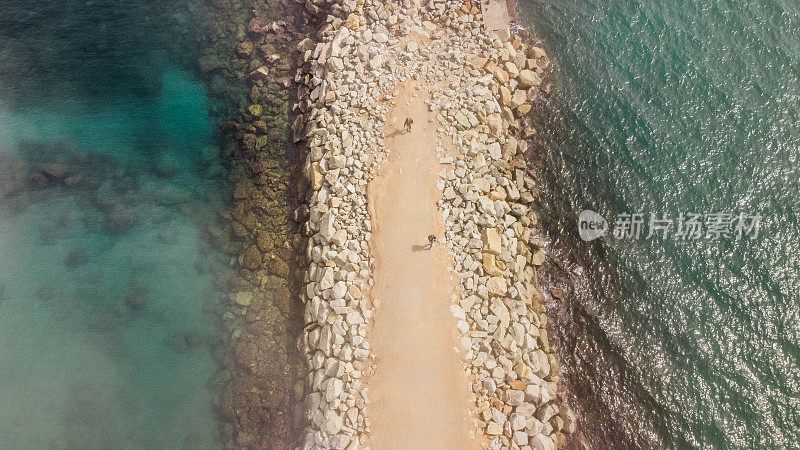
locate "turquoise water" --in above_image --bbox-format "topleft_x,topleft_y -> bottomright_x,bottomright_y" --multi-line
521,1 -> 800,447
0,1 -> 229,447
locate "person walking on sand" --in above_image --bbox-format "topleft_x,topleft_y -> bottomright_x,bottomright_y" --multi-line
404,117 -> 413,133
427,234 -> 437,251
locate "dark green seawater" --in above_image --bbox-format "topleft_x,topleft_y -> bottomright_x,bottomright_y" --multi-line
520,0 -> 800,447
0,0 -> 230,447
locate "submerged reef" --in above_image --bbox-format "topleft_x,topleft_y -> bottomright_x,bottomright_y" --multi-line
198,0 -> 317,447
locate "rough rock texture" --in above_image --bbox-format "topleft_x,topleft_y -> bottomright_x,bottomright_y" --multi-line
199,0 -> 315,447
291,0 -> 574,449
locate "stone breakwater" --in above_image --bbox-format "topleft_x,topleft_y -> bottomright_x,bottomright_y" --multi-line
198,0 -> 310,447
292,0 -> 575,449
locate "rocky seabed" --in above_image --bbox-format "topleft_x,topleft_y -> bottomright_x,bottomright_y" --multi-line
292,0 -> 575,449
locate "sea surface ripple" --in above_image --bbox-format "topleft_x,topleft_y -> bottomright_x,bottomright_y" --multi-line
520,0 -> 800,447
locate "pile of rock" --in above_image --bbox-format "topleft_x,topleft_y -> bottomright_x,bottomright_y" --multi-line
292,0 -> 573,449
205,0 -> 311,447
425,24 -> 574,450
293,2 -> 400,448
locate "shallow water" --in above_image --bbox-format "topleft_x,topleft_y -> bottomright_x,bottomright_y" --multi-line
0,0 -> 229,447
520,0 -> 800,447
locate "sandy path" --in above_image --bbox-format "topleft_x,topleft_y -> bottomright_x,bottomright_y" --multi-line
365,83 -> 481,449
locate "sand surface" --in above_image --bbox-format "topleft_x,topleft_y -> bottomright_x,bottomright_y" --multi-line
480,0 -> 513,31
364,82 -> 482,449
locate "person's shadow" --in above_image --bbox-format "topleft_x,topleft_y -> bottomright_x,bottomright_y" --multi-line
387,128 -> 407,138
411,244 -> 430,252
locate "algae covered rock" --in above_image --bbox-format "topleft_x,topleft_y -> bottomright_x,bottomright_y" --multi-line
236,41 -> 254,57
243,244 -> 262,269
233,291 -> 253,306
248,104 -> 263,116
